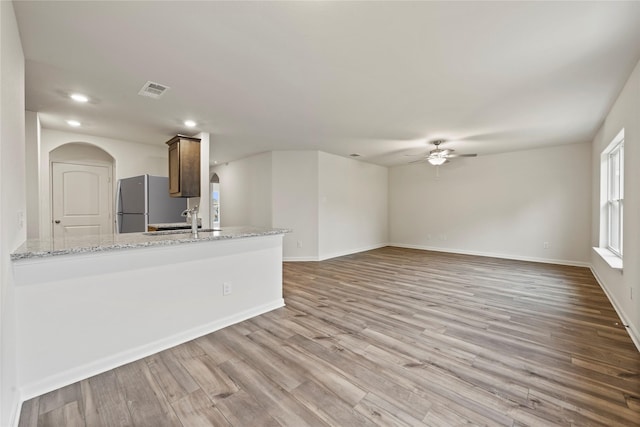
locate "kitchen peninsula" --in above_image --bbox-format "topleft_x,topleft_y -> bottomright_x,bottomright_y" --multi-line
12,227 -> 288,400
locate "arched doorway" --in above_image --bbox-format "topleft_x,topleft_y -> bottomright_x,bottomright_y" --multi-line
49,143 -> 115,244
210,173 -> 220,229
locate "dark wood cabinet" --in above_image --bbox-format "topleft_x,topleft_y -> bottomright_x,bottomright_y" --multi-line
165,135 -> 201,197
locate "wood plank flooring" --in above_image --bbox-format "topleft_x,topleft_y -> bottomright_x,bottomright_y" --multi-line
18,247 -> 640,426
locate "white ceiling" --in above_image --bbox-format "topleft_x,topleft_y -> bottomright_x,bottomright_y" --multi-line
13,1 -> 640,166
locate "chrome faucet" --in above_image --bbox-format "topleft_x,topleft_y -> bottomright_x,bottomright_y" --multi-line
181,204 -> 199,237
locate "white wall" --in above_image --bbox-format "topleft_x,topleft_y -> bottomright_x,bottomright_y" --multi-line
0,2 -> 26,425
187,131 -> 211,231
49,142 -> 115,164
25,112 -> 40,239
40,129 -> 168,238
590,58 -> 640,347
212,152 -> 273,228
41,128 -> 167,180
389,143 -> 592,266
318,152 -> 388,260
215,151 -> 388,261
272,151 -> 319,260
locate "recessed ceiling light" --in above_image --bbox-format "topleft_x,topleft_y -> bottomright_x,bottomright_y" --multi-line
66,120 -> 81,127
184,120 -> 196,128
70,93 -> 89,103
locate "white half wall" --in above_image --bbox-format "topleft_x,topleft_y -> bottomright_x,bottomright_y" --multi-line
14,235 -> 284,400
590,58 -> 640,347
0,2 -> 26,425
212,152 -> 273,228
272,151 -> 319,261
318,152 -> 388,260
389,143 -> 592,266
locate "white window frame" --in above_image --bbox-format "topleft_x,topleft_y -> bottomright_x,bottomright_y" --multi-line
606,139 -> 623,257
597,128 -> 624,269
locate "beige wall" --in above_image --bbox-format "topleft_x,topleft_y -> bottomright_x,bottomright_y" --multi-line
212,152 -> 273,228
25,112 -> 40,239
0,2 -> 26,425
590,58 -> 640,347
318,152 -> 388,260
389,142 -> 592,266
213,150 -> 388,261
272,151 -> 319,261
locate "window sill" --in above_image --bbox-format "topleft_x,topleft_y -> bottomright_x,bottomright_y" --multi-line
593,247 -> 623,270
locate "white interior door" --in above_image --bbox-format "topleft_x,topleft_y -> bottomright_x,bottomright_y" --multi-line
52,162 -> 113,243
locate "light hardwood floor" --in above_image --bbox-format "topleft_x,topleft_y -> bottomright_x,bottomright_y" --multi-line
18,247 -> 640,426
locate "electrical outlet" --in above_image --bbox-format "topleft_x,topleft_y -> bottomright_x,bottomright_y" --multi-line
297,240 -> 303,248
543,242 -> 550,249
223,282 -> 232,296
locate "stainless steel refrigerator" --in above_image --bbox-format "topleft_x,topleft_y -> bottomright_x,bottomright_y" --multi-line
116,175 -> 187,233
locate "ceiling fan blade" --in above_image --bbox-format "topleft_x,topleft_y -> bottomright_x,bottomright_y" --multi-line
409,158 -> 428,164
446,153 -> 477,158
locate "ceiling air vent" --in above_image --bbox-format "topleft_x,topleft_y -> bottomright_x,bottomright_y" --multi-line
138,81 -> 170,99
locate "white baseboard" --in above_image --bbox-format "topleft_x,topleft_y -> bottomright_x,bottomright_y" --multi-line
590,267 -> 640,352
283,256 -> 319,262
9,397 -> 21,427
388,243 -> 590,268
318,243 -> 388,261
18,299 -> 285,402
283,243 -> 388,262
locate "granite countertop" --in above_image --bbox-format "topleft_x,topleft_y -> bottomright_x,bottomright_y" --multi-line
148,222 -> 191,229
11,226 -> 289,261
147,221 -> 201,230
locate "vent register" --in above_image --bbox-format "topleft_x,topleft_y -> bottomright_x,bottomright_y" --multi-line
138,81 -> 170,99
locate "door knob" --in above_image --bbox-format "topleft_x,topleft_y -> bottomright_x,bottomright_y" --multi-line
54,220 -> 61,224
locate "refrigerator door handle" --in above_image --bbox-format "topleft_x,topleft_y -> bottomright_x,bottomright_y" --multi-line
115,180 -> 122,233
116,179 -> 122,213
144,175 -> 149,232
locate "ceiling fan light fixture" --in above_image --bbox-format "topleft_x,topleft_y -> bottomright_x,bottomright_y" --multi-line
428,157 -> 446,166
70,93 -> 89,103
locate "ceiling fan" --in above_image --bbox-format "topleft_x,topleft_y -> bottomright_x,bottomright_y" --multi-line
409,140 -> 477,166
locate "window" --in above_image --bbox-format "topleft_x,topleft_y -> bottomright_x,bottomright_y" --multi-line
210,173 -> 220,229
596,129 -> 624,269
607,139 -> 624,256
597,128 -> 624,266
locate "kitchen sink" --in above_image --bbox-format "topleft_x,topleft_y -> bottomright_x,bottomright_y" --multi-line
143,228 -> 221,236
